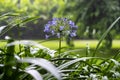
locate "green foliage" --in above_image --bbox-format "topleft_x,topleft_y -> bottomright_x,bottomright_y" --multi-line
0,39 -> 61,80
54,0 -> 120,48
0,13 -> 61,80
0,2 -> 120,79
0,12 -> 40,38
56,57 -> 120,79
93,17 -> 120,57
2,38 -> 15,80
0,0 -> 59,18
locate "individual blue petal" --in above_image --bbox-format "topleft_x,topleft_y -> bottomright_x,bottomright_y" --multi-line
45,24 -> 50,29
51,30 -> 55,35
72,25 -> 78,30
48,21 -> 51,23
63,18 -> 67,22
57,33 -> 60,38
48,21 -> 57,26
52,18 -> 58,21
59,26 -> 64,31
44,29 -> 49,33
51,21 -> 57,26
45,34 -> 49,39
70,32 -> 76,37
44,24 -> 50,32
68,20 -> 75,26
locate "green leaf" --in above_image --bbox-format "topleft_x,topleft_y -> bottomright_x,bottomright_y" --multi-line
25,69 -> 43,80
0,16 -> 40,37
0,26 -> 7,34
93,17 -> 120,57
18,58 -> 61,80
58,57 -> 105,70
58,57 -> 92,70
21,16 -> 40,24
60,49 -> 85,57
0,12 -> 19,19
7,40 -> 56,57
110,59 -> 120,66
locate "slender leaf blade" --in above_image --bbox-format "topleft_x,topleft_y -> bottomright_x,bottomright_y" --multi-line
18,58 -> 61,80
25,69 -> 43,80
93,17 -> 120,57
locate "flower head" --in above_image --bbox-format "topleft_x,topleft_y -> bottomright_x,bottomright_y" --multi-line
44,18 -> 78,39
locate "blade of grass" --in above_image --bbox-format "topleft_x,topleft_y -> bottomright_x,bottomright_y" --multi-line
7,40 -> 56,56
0,12 -> 19,19
58,57 -> 104,70
92,17 -> 120,57
25,69 -> 43,80
18,58 -> 61,80
2,39 -> 15,80
0,16 -> 40,37
58,57 -> 87,70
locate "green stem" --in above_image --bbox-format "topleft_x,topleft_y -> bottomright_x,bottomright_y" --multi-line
86,47 -> 88,57
3,39 -> 15,80
18,24 -> 22,52
58,35 -> 62,58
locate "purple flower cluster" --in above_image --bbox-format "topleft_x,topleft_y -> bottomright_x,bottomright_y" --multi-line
44,18 -> 78,39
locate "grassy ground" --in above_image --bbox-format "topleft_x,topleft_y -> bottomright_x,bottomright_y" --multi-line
0,40 -> 120,58
39,40 -> 120,49
0,40 -> 120,49
38,40 -> 120,58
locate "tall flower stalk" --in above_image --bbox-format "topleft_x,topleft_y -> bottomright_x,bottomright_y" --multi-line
44,18 -> 78,57
58,32 -> 62,57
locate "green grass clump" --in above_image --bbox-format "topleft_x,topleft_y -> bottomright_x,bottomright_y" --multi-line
0,13 -> 120,80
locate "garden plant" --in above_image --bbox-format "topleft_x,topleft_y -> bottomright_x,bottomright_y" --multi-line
0,11 -> 120,80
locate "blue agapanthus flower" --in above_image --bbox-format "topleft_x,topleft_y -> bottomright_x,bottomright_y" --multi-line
44,18 -> 78,39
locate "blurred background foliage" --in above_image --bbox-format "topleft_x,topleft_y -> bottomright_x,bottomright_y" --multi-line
55,0 -> 120,48
0,1 -> 120,79
0,0 -> 58,17
0,0 -> 120,48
